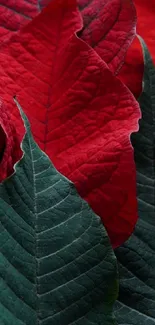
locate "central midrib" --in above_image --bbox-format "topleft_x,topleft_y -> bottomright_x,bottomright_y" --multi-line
43,9 -> 65,153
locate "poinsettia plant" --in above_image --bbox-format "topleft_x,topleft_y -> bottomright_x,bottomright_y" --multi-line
0,0 -> 140,248
0,0 -> 154,324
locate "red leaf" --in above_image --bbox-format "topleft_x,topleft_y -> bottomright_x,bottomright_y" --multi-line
135,0 -> 155,61
0,0 -> 140,247
0,100 -> 21,182
119,36 -> 144,98
0,0 -> 40,42
0,0 -> 137,74
77,0 -> 137,74
119,0 -> 155,98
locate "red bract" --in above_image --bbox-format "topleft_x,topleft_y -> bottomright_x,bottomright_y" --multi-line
0,0 -> 140,247
0,101 -> 21,182
0,0 -> 41,42
120,0 -> 155,98
119,37 -> 144,98
77,0 -> 144,98
0,0 -> 139,94
77,0 -> 136,74
135,0 -> 155,60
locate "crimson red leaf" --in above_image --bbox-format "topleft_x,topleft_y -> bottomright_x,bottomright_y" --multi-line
135,0 -> 155,61
119,0 -> 155,98
0,100 -> 21,182
119,36 -> 144,98
0,0 -> 41,43
0,0 -> 140,247
0,0 -> 137,77
77,0 -> 136,74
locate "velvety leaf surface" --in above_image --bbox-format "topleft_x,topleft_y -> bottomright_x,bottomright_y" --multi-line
0,0 -> 137,76
77,0 -> 136,74
0,0 -> 41,42
119,36 -> 144,98
135,0 -> 155,66
119,0 -> 155,99
114,40 -> 155,323
0,100 -> 118,325
0,0 -> 140,247
0,100 -> 21,182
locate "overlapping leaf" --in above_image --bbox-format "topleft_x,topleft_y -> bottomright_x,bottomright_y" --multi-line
40,0 -> 137,76
0,0 -> 40,42
77,0 -> 136,74
114,40 -> 155,323
0,0 -> 140,247
0,0 -> 137,75
0,0 -> 143,101
119,0 -> 155,98
0,100 -> 118,325
135,0 -> 155,63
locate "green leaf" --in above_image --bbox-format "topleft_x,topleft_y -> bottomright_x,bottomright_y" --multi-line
0,100 -> 118,325
114,39 -> 155,324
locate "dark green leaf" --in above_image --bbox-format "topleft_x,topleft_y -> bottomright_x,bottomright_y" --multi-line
114,38 -> 155,324
0,100 -> 118,325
